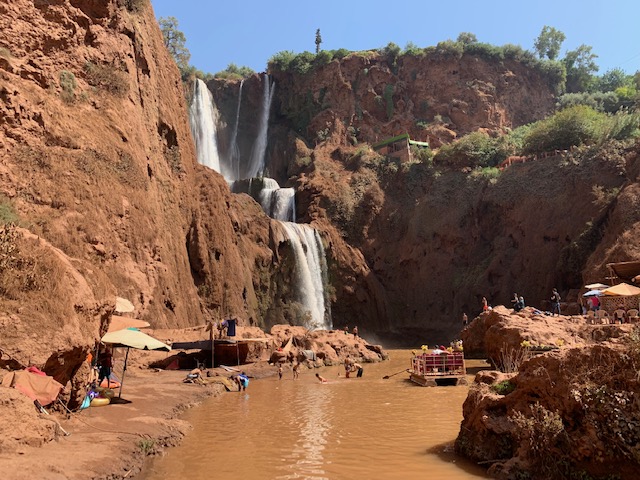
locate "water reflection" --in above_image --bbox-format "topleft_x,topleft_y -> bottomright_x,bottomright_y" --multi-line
280,386 -> 332,479
144,351 -> 491,480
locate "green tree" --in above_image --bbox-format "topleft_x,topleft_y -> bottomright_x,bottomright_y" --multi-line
315,29 -> 322,54
563,44 -> 599,92
597,68 -> 631,92
533,26 -> 566,60
159,16 -> 191,72
456,32 -> 478,45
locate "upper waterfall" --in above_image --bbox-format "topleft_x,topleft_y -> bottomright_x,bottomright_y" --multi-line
247,74 -> 275,180
189,78 -> 221,172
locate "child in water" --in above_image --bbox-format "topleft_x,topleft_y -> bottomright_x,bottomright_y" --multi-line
315,373 -> 328,383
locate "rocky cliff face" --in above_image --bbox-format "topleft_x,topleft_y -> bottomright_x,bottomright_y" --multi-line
209,50 -> 640,343
0,0 -> 275,396
2,0 -> 640,393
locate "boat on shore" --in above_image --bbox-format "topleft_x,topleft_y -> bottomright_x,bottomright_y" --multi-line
409,350 -> 467,387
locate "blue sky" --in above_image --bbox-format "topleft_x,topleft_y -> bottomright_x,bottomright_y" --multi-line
150,0 -> 640,76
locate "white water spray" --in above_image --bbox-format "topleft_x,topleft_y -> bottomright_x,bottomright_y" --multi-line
189,79 -> 221,172
224,79 -> 244,182
280,222 -> 331,330
247,74 -> 275,179
259,178 -> 296,222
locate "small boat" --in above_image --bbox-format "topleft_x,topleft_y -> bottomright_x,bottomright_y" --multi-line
409,350 -> 468,387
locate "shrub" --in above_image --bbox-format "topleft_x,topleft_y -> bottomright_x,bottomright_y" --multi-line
331,48 -> 351,60
379,42 -> 401,66
557,91 -> 620,113
0,195 -> 18,225
314,50 -> 333,67
410,145 -> 433,164
59,70 -> 76,103
492,379 -> 516,395
268,50 -> 296,72
435,131 -> 503,167
522,105 -> 604,154
118,0 -> 147,12
510,402 -> 565,459
600,108 -> 640,142
214,63 -> 254,80
434,40 -> 464,58
137,438 -> 156,455
84,62 -> 128,96
403,41 -> 424,57
289,51 -> 315,75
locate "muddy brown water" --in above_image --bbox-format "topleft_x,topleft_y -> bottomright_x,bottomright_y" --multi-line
143,350 -> 492,480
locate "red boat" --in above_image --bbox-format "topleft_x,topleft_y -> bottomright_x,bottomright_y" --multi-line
409,350 -> 467,387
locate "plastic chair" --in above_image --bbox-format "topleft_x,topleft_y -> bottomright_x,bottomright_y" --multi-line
627,309 -> 639,323
613,309 -> 626,324
595,310 -> 609,324
586,310 -> 595,325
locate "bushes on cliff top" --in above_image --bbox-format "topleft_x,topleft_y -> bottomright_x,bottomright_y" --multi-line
268,50 -> 343,74
434,131 -> 508,168
214,63 -> 255,81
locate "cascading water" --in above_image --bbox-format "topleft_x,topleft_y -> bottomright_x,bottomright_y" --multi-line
258,178 -> 296,222
280,222 -> 331,330
189,75 -> 331,331
247,74 -> 275,179
225,79 -> 243,182
189,78 -> 221,172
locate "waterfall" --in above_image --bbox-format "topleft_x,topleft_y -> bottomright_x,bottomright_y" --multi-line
280,222 -> 331,330
258,178 -> 296,222
189,79 -> 221,172
247,74 -> 275,179
224,79 -> 244,182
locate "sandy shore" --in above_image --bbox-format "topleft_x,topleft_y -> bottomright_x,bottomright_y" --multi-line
0,364 -> 267,480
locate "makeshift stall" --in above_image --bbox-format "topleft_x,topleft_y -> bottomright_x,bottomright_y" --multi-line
101,328 -> 171,399
600,283 -> 640,318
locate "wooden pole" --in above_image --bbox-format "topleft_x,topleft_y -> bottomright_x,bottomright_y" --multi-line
118,347 -> 130,398
209,322 -> 214,368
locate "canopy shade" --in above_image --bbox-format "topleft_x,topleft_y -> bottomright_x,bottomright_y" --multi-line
107,315 -> 150,333
115,296 -> 135,313
601,283 -> 640,297
583,289 -> 603,297
584,283 -> 610,290
101,328 -> 171,351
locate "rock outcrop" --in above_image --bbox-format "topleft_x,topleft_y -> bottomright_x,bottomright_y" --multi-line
456,309 -> 640,479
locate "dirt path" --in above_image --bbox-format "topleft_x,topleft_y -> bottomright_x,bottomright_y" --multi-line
0,368 -> 227,480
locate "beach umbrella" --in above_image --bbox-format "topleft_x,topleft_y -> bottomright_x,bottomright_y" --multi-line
583,290 -> 603,297
107,315 -> 151,333
584,283 -> 610,290
101,328 -> 171,398
115,296 -> 135,313
601,283 -> 640,296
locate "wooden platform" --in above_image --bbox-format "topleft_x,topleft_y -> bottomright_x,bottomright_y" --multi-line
409,373 -> 468,387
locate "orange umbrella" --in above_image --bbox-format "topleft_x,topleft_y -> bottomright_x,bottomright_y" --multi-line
602,283 -> 640,296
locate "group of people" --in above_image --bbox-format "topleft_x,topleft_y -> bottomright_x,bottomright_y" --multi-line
343,325 -> 359,337
511,293 -> 526,312
277,362 -> 301,380
470,288 -> 562,320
